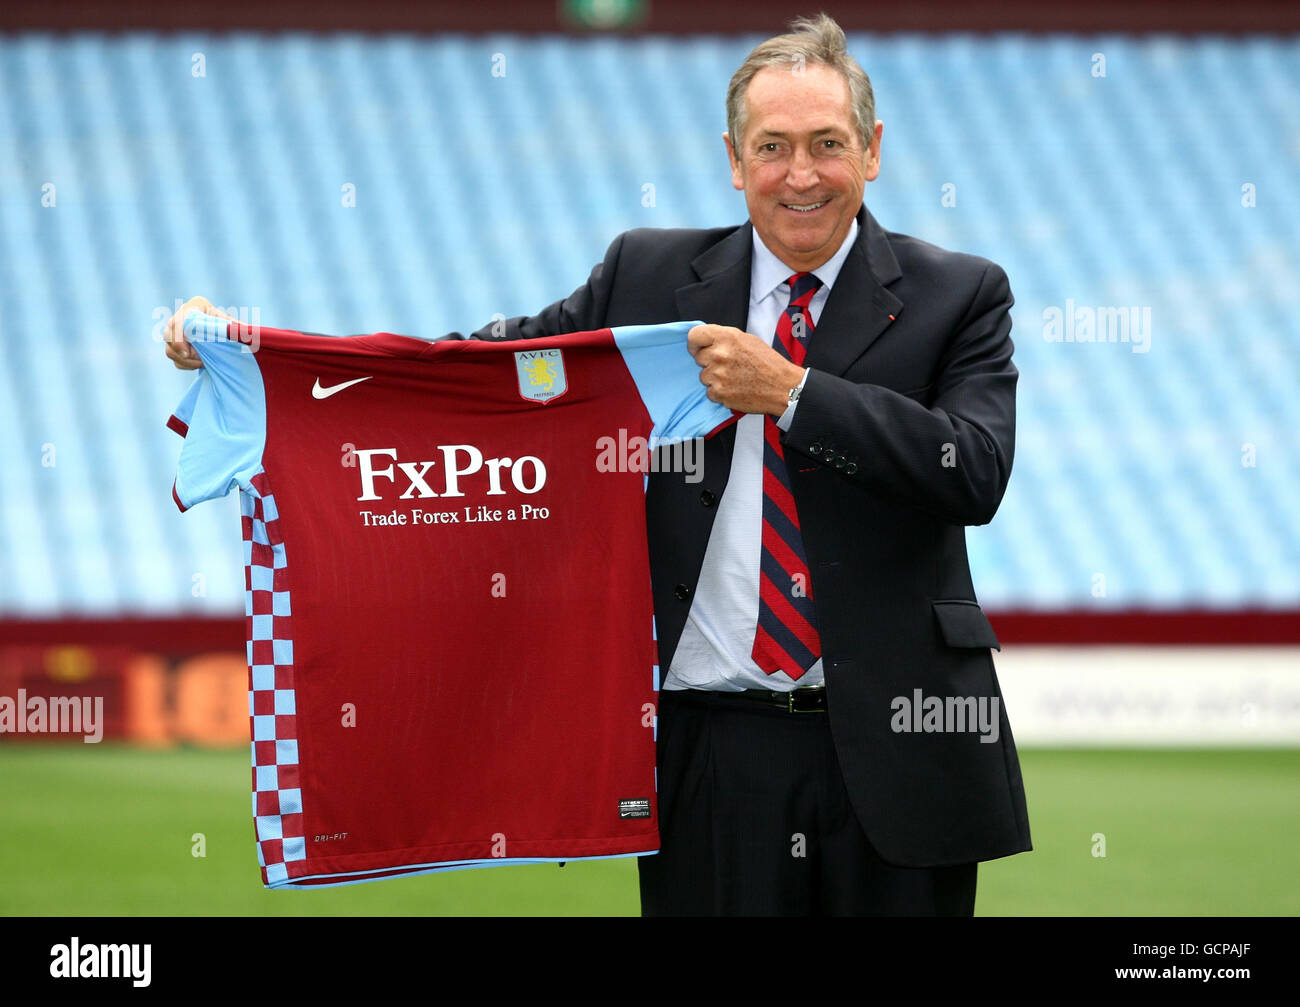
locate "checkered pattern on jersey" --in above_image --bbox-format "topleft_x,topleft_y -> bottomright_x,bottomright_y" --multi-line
652,615 -> 659,796
651,614 -> 659,740
240,469 -> 305,888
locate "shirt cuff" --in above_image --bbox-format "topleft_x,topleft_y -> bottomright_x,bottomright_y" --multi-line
776,368 -> 810,432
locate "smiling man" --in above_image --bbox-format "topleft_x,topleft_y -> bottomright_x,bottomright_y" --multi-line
640,16 -> 1029,916
727,60 -> 881,271
164,13 -> 1029,916
683,55 -> 884,419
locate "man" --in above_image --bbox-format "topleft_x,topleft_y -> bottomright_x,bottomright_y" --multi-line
165,13 -> 1030,915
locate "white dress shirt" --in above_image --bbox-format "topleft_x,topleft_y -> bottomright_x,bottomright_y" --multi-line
664,217 -> 859,692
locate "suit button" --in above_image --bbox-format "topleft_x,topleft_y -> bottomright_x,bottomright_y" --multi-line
845,462 -> 859,475
823,449 -> 837,464
808,442 -> 822,457
833,455 -> 846,470
674,584 -> 692,601
699,490 -> 717,508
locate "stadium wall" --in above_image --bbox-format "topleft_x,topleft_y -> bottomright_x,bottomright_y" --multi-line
2,614 -> 1297,747
3,0 -> 1300,33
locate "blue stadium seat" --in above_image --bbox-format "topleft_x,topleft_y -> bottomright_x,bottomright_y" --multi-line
1,32 -> 1297,613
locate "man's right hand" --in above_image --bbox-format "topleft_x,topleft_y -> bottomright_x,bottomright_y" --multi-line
163,296 -> 235,370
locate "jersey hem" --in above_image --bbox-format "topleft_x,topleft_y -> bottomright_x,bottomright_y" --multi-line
266,849 -> 660,890
261,836 -> 660,888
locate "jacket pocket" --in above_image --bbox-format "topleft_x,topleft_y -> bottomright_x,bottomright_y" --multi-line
932,599 -> 1001,651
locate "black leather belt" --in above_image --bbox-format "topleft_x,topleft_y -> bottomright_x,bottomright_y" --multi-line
732,686 -> 828,713
662,686 -> 828,713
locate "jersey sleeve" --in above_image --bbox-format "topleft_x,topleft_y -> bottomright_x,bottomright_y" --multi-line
166,312 -> 268,512
610,321 -> 738,448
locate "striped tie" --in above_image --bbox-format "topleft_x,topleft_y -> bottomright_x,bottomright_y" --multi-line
751,271 -> 822,680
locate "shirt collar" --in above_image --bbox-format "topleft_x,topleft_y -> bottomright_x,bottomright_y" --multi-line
750,214 -> 860,305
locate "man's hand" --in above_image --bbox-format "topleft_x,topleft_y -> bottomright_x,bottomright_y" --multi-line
163,296 -> 234,370
687,323 -> 806,416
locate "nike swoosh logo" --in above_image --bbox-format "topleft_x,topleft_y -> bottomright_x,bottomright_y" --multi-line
312,376 -> 373,399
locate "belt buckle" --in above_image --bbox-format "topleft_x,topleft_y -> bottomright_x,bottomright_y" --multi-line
786,687 -> 825,713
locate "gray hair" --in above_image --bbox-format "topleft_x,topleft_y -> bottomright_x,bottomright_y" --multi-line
726,12 -> 875,153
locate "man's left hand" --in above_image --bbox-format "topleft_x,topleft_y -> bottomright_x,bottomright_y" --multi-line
688,324 -> 806,416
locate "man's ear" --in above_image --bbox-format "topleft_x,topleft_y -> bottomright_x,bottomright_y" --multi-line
723,131 -> 744,191
864,119 -> 884,183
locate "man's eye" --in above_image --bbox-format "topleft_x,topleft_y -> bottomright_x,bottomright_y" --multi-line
760,143 -> 779,152
821,139 -> 839,148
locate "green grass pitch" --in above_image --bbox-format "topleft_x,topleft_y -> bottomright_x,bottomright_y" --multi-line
2,745 -> 1296,915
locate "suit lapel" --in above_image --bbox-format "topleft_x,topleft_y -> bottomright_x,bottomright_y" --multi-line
803,205 -> 904,377
674,222 -> 754,330
672,223 -> 753,467
665,206 -> 905,467
673,205 -> 906,379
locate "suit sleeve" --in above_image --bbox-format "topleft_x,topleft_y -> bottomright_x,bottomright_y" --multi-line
782,262 -> 1017,527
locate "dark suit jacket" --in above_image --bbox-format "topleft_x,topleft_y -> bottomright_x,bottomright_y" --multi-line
468,203 -> 1032,868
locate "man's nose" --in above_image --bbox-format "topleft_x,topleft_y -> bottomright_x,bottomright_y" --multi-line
785,146 -> 818,189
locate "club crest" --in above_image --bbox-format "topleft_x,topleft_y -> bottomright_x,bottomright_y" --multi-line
514,348 -> 567,404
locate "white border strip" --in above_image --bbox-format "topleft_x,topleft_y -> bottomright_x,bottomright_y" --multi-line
994,646 -> 1300,745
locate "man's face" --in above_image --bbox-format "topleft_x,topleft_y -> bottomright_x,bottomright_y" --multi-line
725,62 -> 882,272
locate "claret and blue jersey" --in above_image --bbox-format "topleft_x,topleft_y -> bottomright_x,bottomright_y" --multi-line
169,312 -> 732,889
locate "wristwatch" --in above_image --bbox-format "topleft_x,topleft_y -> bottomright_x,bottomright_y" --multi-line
787,368 -> 810,407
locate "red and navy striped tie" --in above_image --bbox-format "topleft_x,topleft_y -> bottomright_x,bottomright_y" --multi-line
751,271 -> 822,679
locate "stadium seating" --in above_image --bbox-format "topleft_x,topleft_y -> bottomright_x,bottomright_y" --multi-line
2,32 -> 1297,613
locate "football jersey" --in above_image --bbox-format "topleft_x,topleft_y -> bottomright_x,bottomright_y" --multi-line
168,314 -> 733,889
